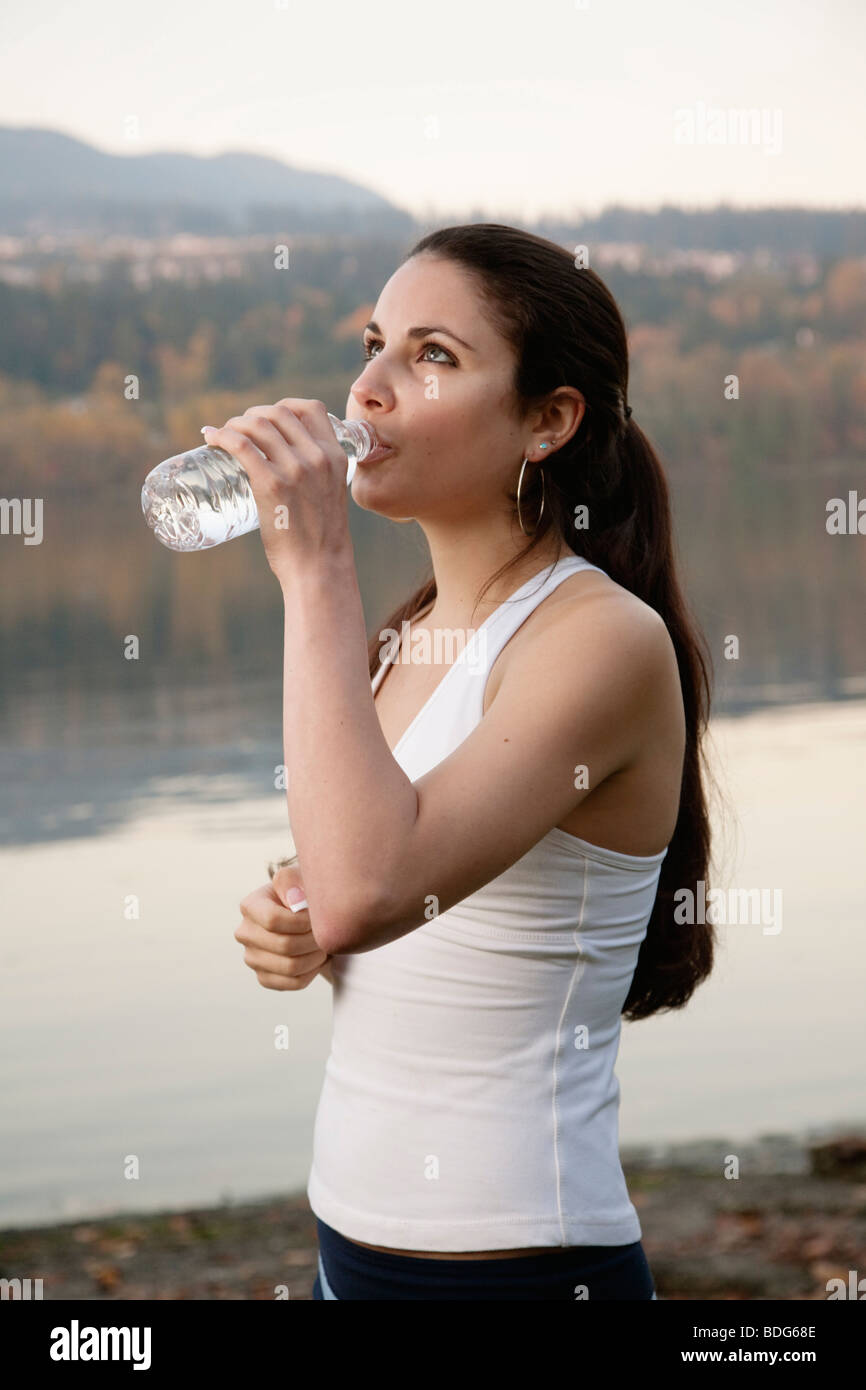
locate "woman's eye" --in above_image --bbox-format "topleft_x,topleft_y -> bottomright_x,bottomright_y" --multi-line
361,339 -> 455,365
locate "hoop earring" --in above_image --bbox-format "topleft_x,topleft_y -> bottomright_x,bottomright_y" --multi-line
517,457 -> 546,537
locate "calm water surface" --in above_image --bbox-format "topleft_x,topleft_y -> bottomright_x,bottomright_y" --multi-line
1,687 -> 864,1229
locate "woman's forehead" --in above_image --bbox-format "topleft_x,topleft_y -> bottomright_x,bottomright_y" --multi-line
373,259 -> 498,349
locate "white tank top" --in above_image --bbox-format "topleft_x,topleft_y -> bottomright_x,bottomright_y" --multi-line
306,552 -> 669,1251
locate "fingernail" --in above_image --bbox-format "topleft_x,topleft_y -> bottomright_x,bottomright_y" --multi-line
286,886 -> 308,912
201,425 -> 216,437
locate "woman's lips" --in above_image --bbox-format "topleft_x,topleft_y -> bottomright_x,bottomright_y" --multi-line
359,442 -> 395,465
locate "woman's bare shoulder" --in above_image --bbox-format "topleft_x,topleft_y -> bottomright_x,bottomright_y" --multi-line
499,564 -> 670,676
489,565 -> 680,740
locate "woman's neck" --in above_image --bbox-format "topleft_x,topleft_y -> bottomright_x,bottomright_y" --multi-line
421,536 -> 571,631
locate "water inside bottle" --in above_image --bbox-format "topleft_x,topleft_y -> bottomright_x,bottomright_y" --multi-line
142,445 -> 259,551
142,414 -> 372,552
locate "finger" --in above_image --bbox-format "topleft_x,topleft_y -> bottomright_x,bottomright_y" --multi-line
202,422 -> 288,483
253,963 -> 325,991
235,919 -> 323,957
241,402 -> 332,470
243,943 -> 328,978
241,881 -> 295,914
271,398 -> 338,456
244,908 -> 310,937
238,890 -> 309,935
233,410 -> 317,472
270,871 -> 310,923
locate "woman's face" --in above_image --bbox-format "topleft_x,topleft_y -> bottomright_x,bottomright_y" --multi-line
346,254 -> 528,525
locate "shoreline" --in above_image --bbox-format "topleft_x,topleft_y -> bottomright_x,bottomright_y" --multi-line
2,1131 -> 864,1300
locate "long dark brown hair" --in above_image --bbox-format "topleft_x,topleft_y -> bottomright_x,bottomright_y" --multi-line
365,222 -> 718,1021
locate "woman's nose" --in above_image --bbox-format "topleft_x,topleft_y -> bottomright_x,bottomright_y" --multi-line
349,371 -> 392,409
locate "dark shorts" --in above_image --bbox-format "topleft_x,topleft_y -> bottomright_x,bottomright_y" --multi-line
312,1216 -> 658,1300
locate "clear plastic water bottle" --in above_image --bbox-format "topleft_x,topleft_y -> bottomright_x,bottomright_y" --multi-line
141,414 -> 379,551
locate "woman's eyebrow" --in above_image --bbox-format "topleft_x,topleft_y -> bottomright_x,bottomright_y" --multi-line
364,321 -> 476,352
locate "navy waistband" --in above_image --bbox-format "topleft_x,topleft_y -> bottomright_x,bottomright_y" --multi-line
317,1217 -> 640,1268
314,1217 -> 656,1300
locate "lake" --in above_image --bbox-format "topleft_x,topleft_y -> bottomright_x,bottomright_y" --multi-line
1,678 -> 864,1230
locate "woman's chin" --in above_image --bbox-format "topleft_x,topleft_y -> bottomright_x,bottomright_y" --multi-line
349,483 -> 415,523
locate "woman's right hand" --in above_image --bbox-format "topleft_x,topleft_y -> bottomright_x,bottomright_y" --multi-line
235,865 -> 333,990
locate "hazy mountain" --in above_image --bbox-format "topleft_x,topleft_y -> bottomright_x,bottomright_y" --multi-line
1,126 -> 863,253
0,126 -> 415,236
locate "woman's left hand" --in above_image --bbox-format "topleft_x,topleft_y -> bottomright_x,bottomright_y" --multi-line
201,399 -> 352,586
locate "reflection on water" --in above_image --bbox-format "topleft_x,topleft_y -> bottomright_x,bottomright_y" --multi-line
0,673 -> 285,846
1,681 -> 865,1229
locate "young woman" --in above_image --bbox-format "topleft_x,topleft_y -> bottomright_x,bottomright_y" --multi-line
226,223 -> 718,1300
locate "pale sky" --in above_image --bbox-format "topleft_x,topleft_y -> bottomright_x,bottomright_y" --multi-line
1,0 -> 863,221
